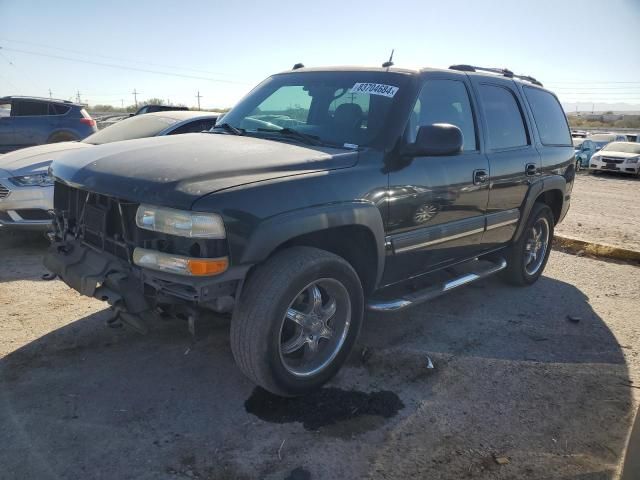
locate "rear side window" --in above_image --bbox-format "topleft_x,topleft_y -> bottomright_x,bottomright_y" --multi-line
12,100 -> 49,116
478,84 -> 528,150
49,103 -> 71,115
168,119 -> 217,135
523,87 -> 570,146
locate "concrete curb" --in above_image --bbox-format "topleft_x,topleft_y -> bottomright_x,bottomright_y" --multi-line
553,234 -> 640,264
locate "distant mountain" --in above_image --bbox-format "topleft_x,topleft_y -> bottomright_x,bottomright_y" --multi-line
561,102 -> 640,114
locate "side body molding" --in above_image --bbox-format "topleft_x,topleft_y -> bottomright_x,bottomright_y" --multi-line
239,202 -> 387,288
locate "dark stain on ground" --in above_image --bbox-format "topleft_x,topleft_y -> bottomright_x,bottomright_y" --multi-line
284,466 -> 311,480
245,387 -> 404,431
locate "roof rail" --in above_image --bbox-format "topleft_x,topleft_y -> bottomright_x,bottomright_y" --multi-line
449,64 -> 543,87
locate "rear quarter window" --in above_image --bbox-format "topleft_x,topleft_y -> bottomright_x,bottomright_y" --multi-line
49,103 -> 71,115
523,87 -> 571,146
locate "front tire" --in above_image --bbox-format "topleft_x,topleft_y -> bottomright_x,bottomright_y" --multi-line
502,203 -> 554,286
230,247 -> 364,396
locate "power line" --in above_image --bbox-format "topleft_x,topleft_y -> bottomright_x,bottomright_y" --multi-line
0,46 -> 251,85
0,37 -> 234,77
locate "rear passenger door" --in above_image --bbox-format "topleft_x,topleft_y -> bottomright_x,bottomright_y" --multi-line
469,78 -> 540,247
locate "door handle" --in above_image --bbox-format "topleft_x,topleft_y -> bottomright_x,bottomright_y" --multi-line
525,163 -> 538,176
473,169 -> 489,185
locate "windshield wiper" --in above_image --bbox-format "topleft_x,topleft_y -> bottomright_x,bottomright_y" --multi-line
211,123 -> 244,135
256,127 -> 323,146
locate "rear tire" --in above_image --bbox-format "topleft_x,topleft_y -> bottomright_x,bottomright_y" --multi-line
47,132 -> 77,143
502,202 -> 554,286
230,246 -> 364,396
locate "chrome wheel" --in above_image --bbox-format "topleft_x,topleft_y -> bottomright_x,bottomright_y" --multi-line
278,278 -> 351,378
524,217 -> 550,275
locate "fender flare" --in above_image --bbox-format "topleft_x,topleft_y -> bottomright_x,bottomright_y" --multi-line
239,202 -> 387,288
514,174 -> 566,241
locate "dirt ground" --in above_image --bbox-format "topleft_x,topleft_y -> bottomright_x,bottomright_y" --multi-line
556,172 -> 640,251
1,173 -> 640,479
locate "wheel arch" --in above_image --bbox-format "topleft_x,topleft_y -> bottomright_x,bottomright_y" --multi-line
239,202 -> 386,294
514,175 -> 566,241
47,129 -> 79,143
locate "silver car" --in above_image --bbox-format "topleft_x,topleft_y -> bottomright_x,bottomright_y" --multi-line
589,141 -> 640,176
0,111 -> 219,229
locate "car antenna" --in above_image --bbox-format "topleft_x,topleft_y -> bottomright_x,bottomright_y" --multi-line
292,63 -> 305,70
382,49 -> 394,69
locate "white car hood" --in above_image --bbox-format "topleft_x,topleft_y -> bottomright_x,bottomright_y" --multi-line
0,142 -> 92,177
597,151 -> 639,159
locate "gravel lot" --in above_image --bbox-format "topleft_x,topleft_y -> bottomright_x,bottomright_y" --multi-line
1,176 -> 639,479
556,172 -> 640,251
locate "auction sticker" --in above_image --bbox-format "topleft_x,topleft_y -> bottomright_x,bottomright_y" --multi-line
350,83 -> 399,98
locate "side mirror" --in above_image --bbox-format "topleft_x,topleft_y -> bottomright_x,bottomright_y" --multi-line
402,123 -> 463,157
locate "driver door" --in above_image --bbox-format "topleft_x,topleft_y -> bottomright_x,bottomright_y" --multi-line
383,75 -> 489,285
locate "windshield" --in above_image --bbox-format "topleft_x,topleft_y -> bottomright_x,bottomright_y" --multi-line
82,115 -> 178,145
219,71 -> 407,148
601,142 -> 640,154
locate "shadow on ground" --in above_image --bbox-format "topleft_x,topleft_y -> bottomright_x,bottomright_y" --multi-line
0,269 -> 635,479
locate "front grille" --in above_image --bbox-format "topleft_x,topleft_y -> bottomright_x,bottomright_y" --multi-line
0,183 -> 10,199
602,157 -> 624,164
53,182 -> 228,262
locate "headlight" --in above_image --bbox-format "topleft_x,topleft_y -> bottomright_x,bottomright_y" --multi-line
9,172 -> 54,187
626,157 -> 639,164
591,155 -> 600,162
135,204 -> 225,239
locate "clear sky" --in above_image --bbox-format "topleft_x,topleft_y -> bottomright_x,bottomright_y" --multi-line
1,0 -> 639,110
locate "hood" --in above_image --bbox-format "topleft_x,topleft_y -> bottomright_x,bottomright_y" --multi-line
0,142 -> 91,177
597,151 -> 640,159
51,133 -> 358,210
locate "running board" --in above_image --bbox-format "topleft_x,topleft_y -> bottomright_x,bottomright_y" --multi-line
366,257 -> 507,312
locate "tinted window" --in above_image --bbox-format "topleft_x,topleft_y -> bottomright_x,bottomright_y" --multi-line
478,85 -> 528,149
82,115 -> 178,144
410,79 -> 477,151
49,103 -> 71,115
12,100 -> 49,116
523,87 -> 570,146
168,119 -> 217,135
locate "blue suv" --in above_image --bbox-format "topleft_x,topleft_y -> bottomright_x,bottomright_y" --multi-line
0,96 -> 97,153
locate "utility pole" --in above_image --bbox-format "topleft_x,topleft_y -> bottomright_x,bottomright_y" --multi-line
195,90 -> 202,110
76,90 -> 82,104
132,88 -> 139,108
120,99 -> 124,110
48,88 -> 52,99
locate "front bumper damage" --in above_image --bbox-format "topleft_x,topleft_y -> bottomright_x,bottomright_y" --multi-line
45,239 -> 249,333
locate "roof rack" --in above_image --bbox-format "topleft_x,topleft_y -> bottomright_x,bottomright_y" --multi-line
449,64 -> 543,87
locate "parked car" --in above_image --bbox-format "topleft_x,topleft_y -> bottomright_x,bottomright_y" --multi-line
589,141 -> 640,176
132,104 -> 189,116
0,96 -> 97,153
46,64 -> 573,396
588,132 -> 629,151
571,130 -> 588,139
573,138 -> 597,170
0,111 -> 219,229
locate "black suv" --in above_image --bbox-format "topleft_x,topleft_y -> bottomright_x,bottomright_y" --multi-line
45,64 -> 574,396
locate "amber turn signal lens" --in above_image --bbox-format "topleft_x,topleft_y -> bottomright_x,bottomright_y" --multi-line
187,258 -> 228,276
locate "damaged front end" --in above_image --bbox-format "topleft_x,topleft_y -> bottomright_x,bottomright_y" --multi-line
45,182 -> 247,333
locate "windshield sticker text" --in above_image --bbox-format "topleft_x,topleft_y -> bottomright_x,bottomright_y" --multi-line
350,83 -> 399,98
